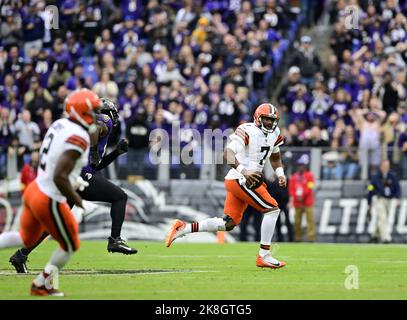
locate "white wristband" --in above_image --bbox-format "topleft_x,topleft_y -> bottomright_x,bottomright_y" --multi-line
275,167 -> 285,178
236,164 -> 246,174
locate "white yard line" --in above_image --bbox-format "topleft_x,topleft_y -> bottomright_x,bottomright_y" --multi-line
0,269 -> 219,276
142,255 -> 246,258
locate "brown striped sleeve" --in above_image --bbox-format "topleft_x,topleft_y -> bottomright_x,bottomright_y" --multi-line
274,134 -> 284,147
66,135 -> 88,151
235,128 -> 250,145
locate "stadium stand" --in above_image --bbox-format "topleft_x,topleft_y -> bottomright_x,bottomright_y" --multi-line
0,1 -> 407,243
1,0 -> 406,182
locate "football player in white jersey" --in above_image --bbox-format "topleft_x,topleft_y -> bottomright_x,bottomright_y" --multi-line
0,89 -> 101,296
166,103 -> 287,269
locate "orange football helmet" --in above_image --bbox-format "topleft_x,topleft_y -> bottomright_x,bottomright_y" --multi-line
64,89 -> 101,131
254,103 -> 280,134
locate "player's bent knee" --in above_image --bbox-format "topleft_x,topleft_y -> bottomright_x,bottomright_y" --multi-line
117,188 -> 128,202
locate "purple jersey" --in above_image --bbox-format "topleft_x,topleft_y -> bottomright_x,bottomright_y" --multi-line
82,113 -> 113,176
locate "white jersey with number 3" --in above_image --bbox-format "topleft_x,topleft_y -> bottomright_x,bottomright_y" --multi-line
36,118 -> 90,202
225,122 -> 284,181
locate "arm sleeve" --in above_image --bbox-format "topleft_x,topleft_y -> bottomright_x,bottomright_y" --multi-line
65,134 -> 88,155
232,126 -> 250,146
227,125 -> 248,154
274,134 -> 284,147
227,138 -> 245,155
95,149 -> 120,171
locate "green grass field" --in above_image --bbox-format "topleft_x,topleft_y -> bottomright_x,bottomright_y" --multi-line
0,240 -> 406,300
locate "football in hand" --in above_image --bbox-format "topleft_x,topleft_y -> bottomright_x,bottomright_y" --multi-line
246,172 -> 264,189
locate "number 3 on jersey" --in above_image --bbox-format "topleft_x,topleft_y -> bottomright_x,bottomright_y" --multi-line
40,133 -> 55,170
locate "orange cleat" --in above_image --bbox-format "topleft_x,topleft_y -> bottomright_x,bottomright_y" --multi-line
30,282 -> 64,297
256,254 -> 286,269
165,219 -> 186,247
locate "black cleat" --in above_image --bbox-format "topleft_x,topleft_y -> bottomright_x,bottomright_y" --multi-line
107,237 -> 138,255
9,249 -> 29,273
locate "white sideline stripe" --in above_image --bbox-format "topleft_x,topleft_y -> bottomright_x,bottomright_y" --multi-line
0,270 -> 219,276
143,255 -> 242,258
293,258 -> 407,263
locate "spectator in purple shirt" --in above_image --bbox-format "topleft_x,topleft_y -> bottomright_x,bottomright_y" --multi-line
3,91 -> 23,121
215,83 -> 241,130
308,81 -> 332,126
350,74 -> 370,104
32,50 -> 52,87
277,65 -> 302,113
191,95 -> 210,134
121,0 -> 143,21
65,63 -> 84,91
119,83 -> 139,122
22,6 -> 44,60
49,38 -> 73,70
95,29 -> 116,59
150,44 -> 168,77
286,83 -> 312,123
60,0 -> 79,29
330,88 -> 351,124
66,31 -> 83,62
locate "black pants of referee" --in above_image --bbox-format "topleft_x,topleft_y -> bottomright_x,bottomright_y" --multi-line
70,173 -> 128,239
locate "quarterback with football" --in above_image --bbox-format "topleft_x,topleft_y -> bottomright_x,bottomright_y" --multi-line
0,89 -> 101,295
166,103 -> 287,269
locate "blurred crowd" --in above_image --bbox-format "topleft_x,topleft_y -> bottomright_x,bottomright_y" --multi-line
0,0 -> 306,179
279,0 -> 407,179
0,0 -> 406,181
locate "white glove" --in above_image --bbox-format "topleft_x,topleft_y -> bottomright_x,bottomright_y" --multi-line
83,201 -> 98,213
72,206 -> 85,224
72,176 -> 89,191
71,201 -> 98,224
